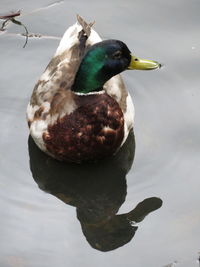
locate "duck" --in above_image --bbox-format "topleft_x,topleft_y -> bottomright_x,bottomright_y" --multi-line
27,15 -> 160,163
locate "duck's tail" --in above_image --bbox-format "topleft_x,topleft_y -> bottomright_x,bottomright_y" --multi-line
55,15 -> 100,57
76,14 -> 95,37
76,15 -> 95,56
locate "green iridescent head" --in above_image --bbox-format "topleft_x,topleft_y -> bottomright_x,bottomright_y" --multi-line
72,40 -> 160,94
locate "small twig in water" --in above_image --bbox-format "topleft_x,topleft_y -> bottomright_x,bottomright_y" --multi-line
0,10 -> 21,20
0,10 -> 29,48
11,18 -> 28,48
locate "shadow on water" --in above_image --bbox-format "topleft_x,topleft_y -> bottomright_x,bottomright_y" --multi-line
28,131 -> 162,252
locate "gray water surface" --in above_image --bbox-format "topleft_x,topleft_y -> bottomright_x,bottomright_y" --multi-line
1,0 -> 200,266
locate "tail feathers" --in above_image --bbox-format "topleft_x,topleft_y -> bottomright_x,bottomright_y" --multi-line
76,14 -> 95,37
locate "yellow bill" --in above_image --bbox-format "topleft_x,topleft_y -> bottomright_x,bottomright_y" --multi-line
128,55 -> 161,70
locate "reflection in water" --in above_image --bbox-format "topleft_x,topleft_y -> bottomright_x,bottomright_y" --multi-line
28,131 -> 162,252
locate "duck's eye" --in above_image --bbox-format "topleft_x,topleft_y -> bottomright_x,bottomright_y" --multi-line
112,51 -> 122,59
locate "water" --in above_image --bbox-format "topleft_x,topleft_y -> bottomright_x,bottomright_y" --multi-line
0,0 -> 200,266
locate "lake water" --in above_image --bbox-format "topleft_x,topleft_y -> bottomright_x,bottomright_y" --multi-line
0,0 -> 200,266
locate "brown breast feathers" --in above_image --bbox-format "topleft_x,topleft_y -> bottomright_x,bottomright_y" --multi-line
43,93 -> 124,162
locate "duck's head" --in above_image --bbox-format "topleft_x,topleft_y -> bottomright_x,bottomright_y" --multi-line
72,40 -> 160,94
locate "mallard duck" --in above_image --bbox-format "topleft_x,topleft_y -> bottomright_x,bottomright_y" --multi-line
27,15 -> 160,163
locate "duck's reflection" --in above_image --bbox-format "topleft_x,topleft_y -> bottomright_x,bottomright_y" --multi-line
28,131 -> 162,252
